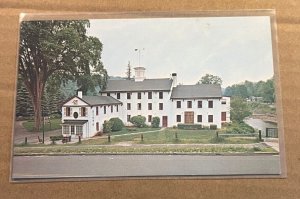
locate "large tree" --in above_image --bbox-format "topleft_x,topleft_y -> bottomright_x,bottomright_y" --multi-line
197,74 -> 222,85
230,97 -> 251,123
18,20 -> 107,131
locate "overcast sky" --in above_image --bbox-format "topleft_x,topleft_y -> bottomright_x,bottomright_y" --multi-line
87,16 -> 274,87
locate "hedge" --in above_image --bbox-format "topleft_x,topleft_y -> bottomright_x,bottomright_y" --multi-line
177,124 -> 203,130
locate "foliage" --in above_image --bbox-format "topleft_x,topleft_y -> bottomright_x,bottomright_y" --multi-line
18,20 -> 107,130
130,115 -> 146,128
50,135 -> 64,141
223,122 -> 255,134
177,124 -> 203,130
103,120 -> 113,133
126,61 -> 132,80
224,78 -> 275,103
210,124 -> 217,130
230,97 -> 251,123
151,116 -> 160,128
109,117 -> 124,132
197,74 -> 222,85
247,102 -> 276,115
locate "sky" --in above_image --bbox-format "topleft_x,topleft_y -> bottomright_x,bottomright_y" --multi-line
87,16 -> 274,87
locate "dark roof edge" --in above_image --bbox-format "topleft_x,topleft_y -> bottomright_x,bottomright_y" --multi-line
101,89 -> 171,93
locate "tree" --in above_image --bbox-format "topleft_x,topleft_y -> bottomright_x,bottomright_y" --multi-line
125,61 -> 132,80
197,74 -> 222,85
18,20 -> 107,131
230,97 -> 251,123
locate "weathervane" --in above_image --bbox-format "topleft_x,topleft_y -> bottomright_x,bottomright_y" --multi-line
134,48 -> 145,66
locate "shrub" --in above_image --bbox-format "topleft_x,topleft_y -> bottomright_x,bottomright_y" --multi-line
151,117 -> 160,128
177,124 -> 202,130
109,117 -> 124,131
210,124 -> 217,130
224,122 -> 255,134
103,120 -> 113,133
130,115 -> 146,128
50,135 -> 63,141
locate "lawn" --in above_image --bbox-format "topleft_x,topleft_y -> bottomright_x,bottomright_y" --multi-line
23,118 -> 61,132
81,128 -> 259,145
110,127 -> 160,135
14,144 -> 276,155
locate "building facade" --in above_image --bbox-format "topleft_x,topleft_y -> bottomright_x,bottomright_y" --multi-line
61,67 -> 230,138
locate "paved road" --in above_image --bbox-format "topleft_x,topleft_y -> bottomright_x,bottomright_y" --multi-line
12,155 -> 281,180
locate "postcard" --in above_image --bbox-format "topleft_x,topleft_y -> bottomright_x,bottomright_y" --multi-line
11,10 -> 285,181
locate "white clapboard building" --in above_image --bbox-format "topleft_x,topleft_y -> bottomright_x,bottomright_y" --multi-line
61,67 -> 230,138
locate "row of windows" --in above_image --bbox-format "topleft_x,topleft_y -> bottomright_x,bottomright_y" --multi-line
176,115 -> 213,123
127,103 -> 163,110
63,125 -> 83,135
107,91 -> 164,100
176,100 -> 214,108
65,107 -> 87,117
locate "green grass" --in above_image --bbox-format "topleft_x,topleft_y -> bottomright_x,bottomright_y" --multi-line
23,118 -> 61,132
14,144 -> 277,155
110,127 -> 160,135
81,128 -> 259,145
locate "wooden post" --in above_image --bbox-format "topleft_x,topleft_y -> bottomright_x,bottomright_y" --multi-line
108,134 -> 111,142
78,135 -> 81,144
259,130 -> 262,141
25,137 -> 27,145
141,133 -> 143,141
175,132 -> 178,139
216,131 -> 219,138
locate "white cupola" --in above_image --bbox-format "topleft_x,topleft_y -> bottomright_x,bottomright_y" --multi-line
134,67 -> 146,82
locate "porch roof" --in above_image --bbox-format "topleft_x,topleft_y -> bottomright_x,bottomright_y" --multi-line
62,120 -> 88,125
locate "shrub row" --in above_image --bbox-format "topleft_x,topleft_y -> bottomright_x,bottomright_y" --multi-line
223,122 -> 255,134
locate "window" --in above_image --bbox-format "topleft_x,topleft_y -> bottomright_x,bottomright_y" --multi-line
221,101 -> 226,105
117,93 -> 120,99
137,103 -> 142,110
198,101 -> 202,108
176,115 -> 181,122
127,115 -> 131,122
148,115 -> 152,122
159,103 -> 163,110
221,112 -> 226,121
138,92 -> 142,99
96,122 -> 99,131
111,105 -> 113,113
107,93 -> 110,97
176,101 -> 181,108
127,93 -> 131,99
81,107 -> 86,116
63,126 -> 69,134
148,92 -> 152,99
197,115 -> 202,123
127,103 -> 131,110
159,92 -> 163,99
148,103 -> 152,110
71,125 -> 75,135
104,106 -> 106,114
66,107 -> 71,116
187,101 -> 192,108
208,115 -> 213,123
208,100 -> 213,108
96,107 -> 99,115
76,126 -> 83,135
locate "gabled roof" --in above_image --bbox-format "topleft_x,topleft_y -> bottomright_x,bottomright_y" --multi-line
81,96 -> 122,106
102,78 -> 173,92
62,95 -> 122,107
171,84 -> 222,99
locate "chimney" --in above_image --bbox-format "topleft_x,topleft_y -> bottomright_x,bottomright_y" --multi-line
77,91 -> 83,98
172,73 -> 177,87
134,67 -> 146,82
